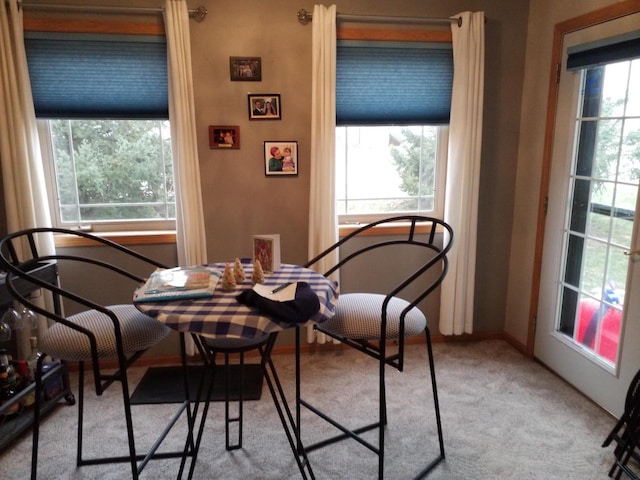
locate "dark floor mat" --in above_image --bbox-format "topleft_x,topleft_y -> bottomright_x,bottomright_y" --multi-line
130,364 -> 263,404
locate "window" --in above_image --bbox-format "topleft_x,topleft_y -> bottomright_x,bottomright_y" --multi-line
25,31 -> 175,232
335,39 -> 452,224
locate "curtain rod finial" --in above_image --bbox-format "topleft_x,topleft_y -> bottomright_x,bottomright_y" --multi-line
297,8 -> 312,25
192,5 -> 207,22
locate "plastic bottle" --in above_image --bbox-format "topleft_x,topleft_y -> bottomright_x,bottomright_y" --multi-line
26,336 -> 40,384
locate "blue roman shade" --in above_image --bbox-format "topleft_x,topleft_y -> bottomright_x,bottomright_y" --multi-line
24,32 -> 168,119
336,41 -> 453,126
567,30 -> 640,71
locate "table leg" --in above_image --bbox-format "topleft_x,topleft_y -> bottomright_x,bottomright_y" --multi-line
177,331 -> 315,479
259,332 -> 315,480
177,333 -> 213,480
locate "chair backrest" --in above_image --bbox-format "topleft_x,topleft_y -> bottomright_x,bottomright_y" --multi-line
626,368 -> 640,416
305,215 -> 453,313
0,227 -> 168,316
0,228 -> 169,372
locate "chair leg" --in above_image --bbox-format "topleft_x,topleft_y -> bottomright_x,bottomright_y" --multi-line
76,360 -> 140,478
425,329 -> 445,460
76,361 -> 85,467
119,361 -> 139,480
31,356 -> 46,480
378,351 -> 386,480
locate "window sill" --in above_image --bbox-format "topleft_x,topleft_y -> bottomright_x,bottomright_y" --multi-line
54,230 -> 176,248
53,224 -> 440,247
339,220 -> 443,237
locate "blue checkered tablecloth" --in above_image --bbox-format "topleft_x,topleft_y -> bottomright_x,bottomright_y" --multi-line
134,262 -> 338,340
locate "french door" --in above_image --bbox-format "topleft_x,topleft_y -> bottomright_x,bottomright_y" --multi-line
534,11 -> 640,417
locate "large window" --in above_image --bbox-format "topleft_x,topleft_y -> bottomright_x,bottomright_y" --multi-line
39,119 -> 174,229
336,39 -> 452,224
25,30 -> 175,232
336,125 -> 448,222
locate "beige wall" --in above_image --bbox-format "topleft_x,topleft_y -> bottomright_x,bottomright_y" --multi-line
505,0 -> 628,346
190,0 -> 530,340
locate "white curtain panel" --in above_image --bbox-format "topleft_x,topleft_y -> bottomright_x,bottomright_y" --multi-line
439,11 -> 485,335
0,0 -> 55,351
164,0 -> 207,268
164,0 -> 208,354
307,4 -> 339,344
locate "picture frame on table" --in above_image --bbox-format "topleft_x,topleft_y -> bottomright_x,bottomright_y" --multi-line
229,57 -> 261,81
253,234 -> 281,274
248,94 -> 281,120
209,126 -> 240,149
264,141 -> 298,176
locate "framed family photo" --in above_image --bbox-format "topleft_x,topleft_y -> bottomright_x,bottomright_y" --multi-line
229,57 -> 261,81
264,141 -> 298,176
209,126 -> 240,149
248,94 -> 281,120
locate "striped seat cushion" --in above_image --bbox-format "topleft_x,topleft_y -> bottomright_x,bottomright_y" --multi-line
41,304 -> 171,361
320,293 -> 427,340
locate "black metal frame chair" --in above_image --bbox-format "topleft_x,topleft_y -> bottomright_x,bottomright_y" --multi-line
606,368 -> 640,478
0,227 -> 193,479
611,402 -> 640,479
298,215 -> 453,479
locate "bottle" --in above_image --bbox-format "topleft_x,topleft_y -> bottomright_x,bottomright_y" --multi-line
0,350 -> 18,416
26,336 -> 40,384
0,350 -> 17,391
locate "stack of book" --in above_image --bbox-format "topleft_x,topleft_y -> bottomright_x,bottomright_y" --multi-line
134,267 -> 220,303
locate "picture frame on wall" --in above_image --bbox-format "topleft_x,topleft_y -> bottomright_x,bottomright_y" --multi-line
264,141 -> 298,176
209,126 -> 240,149
229,57 -> 261,81
248,94 -> 281,120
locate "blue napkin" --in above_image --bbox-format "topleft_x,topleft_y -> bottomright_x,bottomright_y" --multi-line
236,282 -> 320,324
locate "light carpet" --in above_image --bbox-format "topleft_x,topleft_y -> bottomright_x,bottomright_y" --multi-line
0,340 -> 620,479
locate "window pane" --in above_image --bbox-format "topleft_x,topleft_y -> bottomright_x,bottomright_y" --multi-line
628,60 -> 640,117
336,125 -> 440,218
602,61 -> 629,118
593,119 -> 621,181
48,119 -> 175,225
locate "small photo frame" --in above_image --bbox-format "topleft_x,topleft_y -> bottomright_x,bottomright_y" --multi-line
253,234 -> 281,274
249,94 -> 281,120
264,141 -> 298,176
209,126 -> 240,149
230,57 -> 261,81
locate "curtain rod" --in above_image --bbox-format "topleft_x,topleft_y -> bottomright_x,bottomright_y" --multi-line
15,2 -> 208,21
296,8 -> 462,28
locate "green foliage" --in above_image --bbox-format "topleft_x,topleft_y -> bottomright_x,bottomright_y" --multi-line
389,127 -> 437,209
50,120 -> 174,222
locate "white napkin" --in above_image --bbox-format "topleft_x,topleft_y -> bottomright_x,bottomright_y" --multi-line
252,282 -> 296,302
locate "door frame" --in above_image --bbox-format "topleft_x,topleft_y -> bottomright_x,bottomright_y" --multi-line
527,0 -> 640,355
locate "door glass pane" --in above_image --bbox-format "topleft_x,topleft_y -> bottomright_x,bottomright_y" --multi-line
556,59 -> 640,367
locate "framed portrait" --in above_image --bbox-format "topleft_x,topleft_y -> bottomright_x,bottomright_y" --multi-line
248,94 -> 281,120
209,126 -> 240,149
229,57 -> 261,81
264,141 -> 298,176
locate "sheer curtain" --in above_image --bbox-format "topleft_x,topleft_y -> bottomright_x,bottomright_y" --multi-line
307,4 -> 339,344
439,11 -> 485,335
0,0 -> 55,354
164,0 -> 207,354
164,0 -> 207,268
